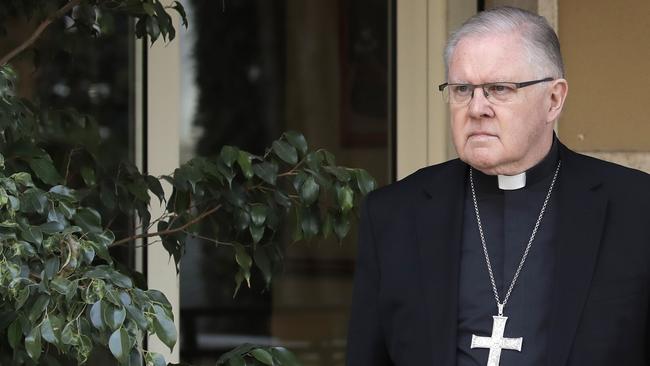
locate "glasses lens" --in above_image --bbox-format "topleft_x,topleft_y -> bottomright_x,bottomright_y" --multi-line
449,84 -> 473,104
484,83 -> 518,103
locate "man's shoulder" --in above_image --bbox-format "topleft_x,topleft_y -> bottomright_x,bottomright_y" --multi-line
565,148 -> 650,193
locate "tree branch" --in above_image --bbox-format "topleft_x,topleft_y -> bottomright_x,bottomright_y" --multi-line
110,204 -> 222,247
0,0 -> 83,66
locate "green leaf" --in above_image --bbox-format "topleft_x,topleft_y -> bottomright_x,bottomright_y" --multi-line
20,226 -> 42,245
284,131 -> 308,156
322,150 -> 336,165
0,188 -> 7,208
250,205 -> 268,227
15,287 -> 30,309
300,176 -> 320,206
334,213 -> 351,240
100,184 -> 117,210
81,166 -> 96,186
110,270 -> 133,289
300,207 -> 320,240
220,146 -> 239,167
272,140 -> 298,164
24,326 -> 42,361
270,347 -> 301,366
90,301 -> 104,330
273,190 -> 291,208
40,221 -> 64,234
292,171 -> 307,192
251,348 -> 275,365
252,162 -> 278,186
146,175 -> 165,203
8,318 -> 22,349
235,209 -> 251,231
172,1 -> 188,27
47,206 -> 67,225
233,270 -> 245,298
127,180 -> 151,202
41,317 -> 57,344
102,302 -> 126,330
79,242 -> 95,264
87,238 -> 113,264
49,185 -> 77,200
125,304 -> 148,330
20,188 -> 48,214
73,208 -> 102,234
250,224 -> 264,244
336,184 -> 354,213
142,2 -> 156,16
50,277 -> 73,296
129,349 -> 143,366
234,243 -> 252,287
304,151 -> 324,172
59,201 -> 76,219
61,321 -> 78,346
44,257 -> 60,280
28,295 -> 49,323
237,151 -> 254,179
108,327 -> 131,364
324,166 -> 352,182
11,172 -> 34,187
28,157 -> 62,185
152,304 -> 177,351
354,169 -> 376,195
148,352 -> 167,366
227,356 -> 246,366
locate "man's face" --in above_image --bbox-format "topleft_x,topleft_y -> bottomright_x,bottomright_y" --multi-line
448,32 -> 558,175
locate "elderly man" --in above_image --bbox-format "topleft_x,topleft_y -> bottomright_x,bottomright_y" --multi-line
346,6 -> 649,366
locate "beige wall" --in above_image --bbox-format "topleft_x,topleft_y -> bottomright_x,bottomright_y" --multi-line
486,0 -> 537,12
559,0 -> 650,151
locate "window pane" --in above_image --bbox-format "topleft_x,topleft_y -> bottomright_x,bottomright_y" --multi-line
179,1 -> 394,365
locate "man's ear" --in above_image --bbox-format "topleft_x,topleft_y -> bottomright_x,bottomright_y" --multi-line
547,78 -> 568,123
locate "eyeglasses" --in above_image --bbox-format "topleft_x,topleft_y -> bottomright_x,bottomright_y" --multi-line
438,77 -> 554,105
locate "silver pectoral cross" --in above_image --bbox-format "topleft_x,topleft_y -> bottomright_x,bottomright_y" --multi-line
471,315 -> 523,366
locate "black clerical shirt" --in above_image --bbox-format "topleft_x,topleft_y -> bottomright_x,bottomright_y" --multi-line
457,137 -> 560,366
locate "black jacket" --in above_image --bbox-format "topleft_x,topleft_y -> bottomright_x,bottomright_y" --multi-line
346,142 -> 650,365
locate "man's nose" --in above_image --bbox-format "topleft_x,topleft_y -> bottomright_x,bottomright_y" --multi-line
467,87 -> 495,119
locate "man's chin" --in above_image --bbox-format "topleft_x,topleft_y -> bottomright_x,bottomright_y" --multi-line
461,154 -> 501,175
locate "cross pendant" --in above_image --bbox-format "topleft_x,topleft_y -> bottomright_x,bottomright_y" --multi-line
471,315 -> 523,366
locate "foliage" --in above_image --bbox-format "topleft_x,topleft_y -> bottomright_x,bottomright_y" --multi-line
216,344 -> 301,366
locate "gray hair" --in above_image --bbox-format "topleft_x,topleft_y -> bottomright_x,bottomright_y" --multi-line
444,6 -> 564,79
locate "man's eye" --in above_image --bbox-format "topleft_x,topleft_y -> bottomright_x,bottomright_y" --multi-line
488,84 -> 515,94
452,85 -> 471,95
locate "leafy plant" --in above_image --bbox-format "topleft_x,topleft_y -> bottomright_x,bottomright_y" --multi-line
0,1 -> 376,365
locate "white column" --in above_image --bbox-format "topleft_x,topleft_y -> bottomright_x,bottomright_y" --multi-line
146,4 -> 182,361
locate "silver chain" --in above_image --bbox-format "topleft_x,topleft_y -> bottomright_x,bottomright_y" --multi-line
469,160 -> 561,316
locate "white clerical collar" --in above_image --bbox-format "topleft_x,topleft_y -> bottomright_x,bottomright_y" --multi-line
498,172 -> 526,190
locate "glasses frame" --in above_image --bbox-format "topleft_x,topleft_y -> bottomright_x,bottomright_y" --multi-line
437,77 -> 554,104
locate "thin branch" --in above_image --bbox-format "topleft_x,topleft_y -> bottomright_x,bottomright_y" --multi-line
111,204 -> 222,247
63,148 -> 82,185
0,0 -> 83,66
184,232 -> 237,247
